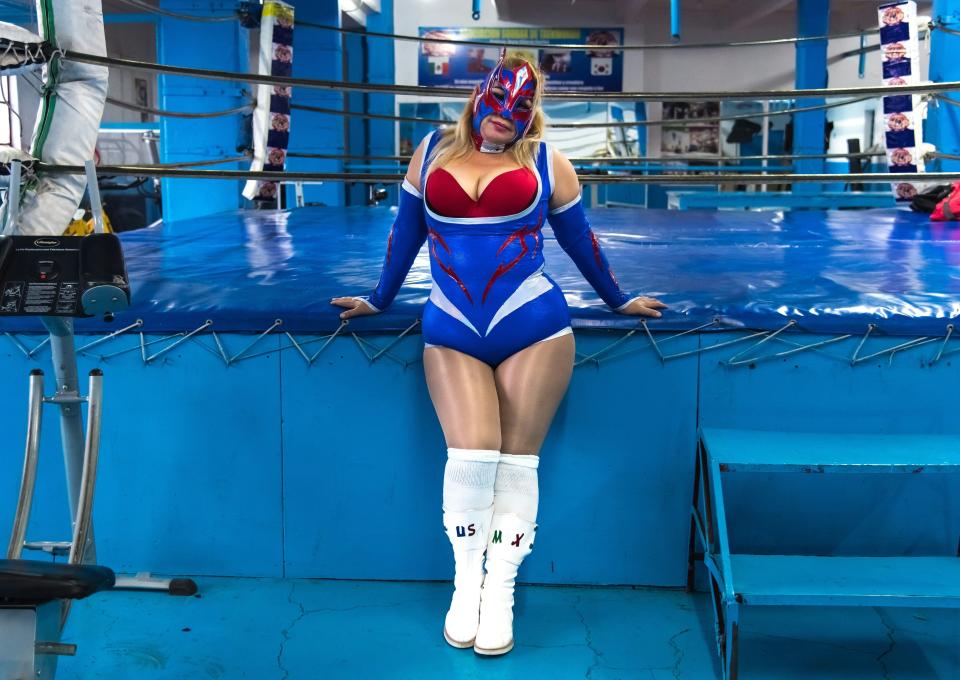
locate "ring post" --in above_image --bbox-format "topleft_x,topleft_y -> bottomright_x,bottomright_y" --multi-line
793,0 -> 830,195
929,0 -> 960,171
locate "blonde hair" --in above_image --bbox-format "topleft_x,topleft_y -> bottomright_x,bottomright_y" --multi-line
426,55 -> 545,173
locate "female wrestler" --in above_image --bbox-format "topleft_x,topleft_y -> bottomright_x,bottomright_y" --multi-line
332,50 -> 665,656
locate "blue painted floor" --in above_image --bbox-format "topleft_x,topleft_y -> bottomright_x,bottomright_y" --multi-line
56,577 -> 958,679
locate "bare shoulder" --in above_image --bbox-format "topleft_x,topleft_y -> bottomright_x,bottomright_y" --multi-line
404,136 -> 430,192
550,147 -> 580,209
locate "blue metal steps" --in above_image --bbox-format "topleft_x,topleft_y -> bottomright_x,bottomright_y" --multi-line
727,555 -> 960,607
689,427 -> 960,680
701,427 -> 960,473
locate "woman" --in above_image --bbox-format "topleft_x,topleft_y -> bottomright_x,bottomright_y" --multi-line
332,50 -> 665,656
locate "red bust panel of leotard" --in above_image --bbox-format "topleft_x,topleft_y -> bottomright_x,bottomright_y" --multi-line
426,167 -> 537,218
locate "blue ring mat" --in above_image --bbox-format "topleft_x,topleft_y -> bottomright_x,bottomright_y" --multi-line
2,206 -> 955,336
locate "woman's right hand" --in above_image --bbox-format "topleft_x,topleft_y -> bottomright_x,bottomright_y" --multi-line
331,297 -> 380,320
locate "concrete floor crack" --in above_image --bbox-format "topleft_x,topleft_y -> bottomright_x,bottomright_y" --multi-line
278,581 -> 306,680
300,598 -> 425,615
875,608 -> 897,680
668,627 -> 691,680
573,594 -> 605,679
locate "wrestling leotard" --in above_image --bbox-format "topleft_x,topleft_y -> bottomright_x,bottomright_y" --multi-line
365,129 -> 637,367
417,130 -> 572,365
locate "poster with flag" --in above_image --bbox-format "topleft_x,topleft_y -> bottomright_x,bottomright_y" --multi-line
418,27 -> 623,93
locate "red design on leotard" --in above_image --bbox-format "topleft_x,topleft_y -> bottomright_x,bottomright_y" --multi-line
427,227 -> 473,303
482,209 -> 544,302
426,167 -> 537,218
589,230 -> 620,286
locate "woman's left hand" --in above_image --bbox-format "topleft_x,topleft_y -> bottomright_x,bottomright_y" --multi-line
620,296 -> 667,318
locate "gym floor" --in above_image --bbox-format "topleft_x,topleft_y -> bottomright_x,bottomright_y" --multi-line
57,578 -> 959,679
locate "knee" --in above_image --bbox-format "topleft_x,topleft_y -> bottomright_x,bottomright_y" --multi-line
500,436 -> 541,456
446,436 -> 502,452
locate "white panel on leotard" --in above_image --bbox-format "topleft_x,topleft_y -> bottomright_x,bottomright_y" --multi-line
429,285 -> 481,336
484,268 -> 554,336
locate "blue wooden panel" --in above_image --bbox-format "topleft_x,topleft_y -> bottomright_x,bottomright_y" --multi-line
279,334 -> 446,580
281,331 -> 699,586
0,334 -> 284,577
526,331 -> 699,586
698,331 -> 960,558
702,428 -> 960,472
730,554 -> 960,607
8,326 -> 957,584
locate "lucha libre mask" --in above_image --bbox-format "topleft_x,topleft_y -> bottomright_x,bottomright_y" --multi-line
472,49 -> 537,153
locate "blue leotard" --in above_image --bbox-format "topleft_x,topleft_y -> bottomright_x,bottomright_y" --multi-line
365,130 -> 637,366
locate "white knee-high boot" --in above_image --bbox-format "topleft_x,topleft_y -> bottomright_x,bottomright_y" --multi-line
441,448 -> 500,648
475,453 -> 539,656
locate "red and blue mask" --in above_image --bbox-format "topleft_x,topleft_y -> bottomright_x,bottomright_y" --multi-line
472,50 -> 537,152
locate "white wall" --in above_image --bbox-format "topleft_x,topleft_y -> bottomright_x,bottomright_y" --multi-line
102,22 -> 158,124
393,0 -> 934,156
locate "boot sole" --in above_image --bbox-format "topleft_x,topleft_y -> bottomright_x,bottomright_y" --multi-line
473,639 -> 514,656
443,627 -> 476,649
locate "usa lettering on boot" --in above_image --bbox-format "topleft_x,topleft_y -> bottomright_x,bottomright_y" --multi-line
511,533 -> 524,547
455,523 -> 477,538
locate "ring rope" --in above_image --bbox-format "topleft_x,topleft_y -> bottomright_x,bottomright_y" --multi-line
140,155 -> 251,170
933,93 -> 960,108
113,0 -> 236,22
106,96 -> 253,119
932,22 -> 960,37
63,50 -> 960,101
287,151 -> 886,164
144,94 -> 877,130
291,102 -> 445,125
550,96 -> 881,128
105,0 -> 889,52
296,20 -> 886,52
17,163 -> 960,185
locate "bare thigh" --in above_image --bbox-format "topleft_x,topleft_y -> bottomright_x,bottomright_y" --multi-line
423,346 -> 501,451
495,333 -> 576,455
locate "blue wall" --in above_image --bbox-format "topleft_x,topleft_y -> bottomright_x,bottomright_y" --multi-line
367,0 -> 398,205
284,2 -> 344,208
929,0 -> 960,172
156,1 -> 348,215
1,329 -> 956,585
157,1 -> 248,221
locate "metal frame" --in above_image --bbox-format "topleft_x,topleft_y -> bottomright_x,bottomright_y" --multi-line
3,320 -> 199,678
688,435 -> 740,680
6,341 -> 104,569
2,363 -> 104,679
687,427 -> 960,680
7,320 -> 960,372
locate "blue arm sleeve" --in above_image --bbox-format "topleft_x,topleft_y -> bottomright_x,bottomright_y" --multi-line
366,179 -> 428,311
547,195 -> 635,311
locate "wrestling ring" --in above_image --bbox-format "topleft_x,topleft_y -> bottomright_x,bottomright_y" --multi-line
0,1 -> 957,679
